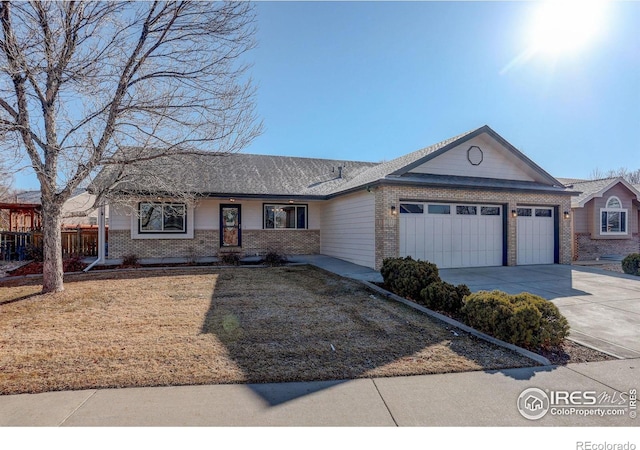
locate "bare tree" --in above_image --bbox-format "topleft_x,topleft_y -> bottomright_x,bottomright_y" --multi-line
0,1 -> 262,292
0,161 -> 15,229
0,161 -> 13,200
590,167 -> 640,184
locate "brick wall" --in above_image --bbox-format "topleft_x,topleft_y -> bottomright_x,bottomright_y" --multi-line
108,230 -> 217,259
574,232 -> 640,261
108,229 -> 320,259
373,184 -> 573,269
241,230 -> 320,255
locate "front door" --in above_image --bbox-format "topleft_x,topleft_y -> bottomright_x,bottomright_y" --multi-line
220,204 -> 241,247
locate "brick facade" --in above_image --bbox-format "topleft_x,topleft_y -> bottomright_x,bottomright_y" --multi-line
373,184 -> 573,269
110,186 -> 572,269
109,229 -> 320,259
109,229 -> 217,259
241,230 -> 320,255
573,232 -> 640,261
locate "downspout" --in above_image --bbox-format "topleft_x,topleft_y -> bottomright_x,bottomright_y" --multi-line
84,204 -> 106,272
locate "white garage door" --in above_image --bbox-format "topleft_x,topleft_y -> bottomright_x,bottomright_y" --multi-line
400,203 -> 503,269
517,207 -> 555,265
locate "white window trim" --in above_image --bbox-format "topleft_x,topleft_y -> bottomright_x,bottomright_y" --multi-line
606,196 -> 622,209
600,196 -> 628,236
131,202 -> 194,239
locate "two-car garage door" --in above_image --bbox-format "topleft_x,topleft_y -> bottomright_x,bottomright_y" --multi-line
399,203 -> 504,269
399,202 -> 555,268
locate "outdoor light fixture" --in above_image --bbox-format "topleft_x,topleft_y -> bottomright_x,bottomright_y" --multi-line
563,211 -> 570,219
229,198 -> 235,202
289,200 -> 294,204
511,209 -> 517,218
391,205 -> 397,215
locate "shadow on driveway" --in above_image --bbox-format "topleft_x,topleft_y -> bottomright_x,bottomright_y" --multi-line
439,265 -> 640,359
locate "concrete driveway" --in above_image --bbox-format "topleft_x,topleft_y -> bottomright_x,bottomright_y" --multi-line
438,265 -> 640,359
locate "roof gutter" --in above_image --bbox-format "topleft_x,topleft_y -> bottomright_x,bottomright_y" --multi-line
326,178 -> 578,199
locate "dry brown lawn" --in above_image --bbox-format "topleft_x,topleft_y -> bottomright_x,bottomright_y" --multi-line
0,265 -> 535,395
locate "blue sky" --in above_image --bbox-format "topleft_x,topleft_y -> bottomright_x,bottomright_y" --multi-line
12,0 -> 639,189
242,1 -> 639,175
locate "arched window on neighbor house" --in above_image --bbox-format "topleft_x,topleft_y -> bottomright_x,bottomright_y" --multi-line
600,196 -> 627,235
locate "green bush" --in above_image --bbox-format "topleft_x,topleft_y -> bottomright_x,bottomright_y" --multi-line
461,290 -> 569,349
461,290 -> 514,340
622,253 -> 640,276
420,281 -> 471,315
380,257 -> 440,301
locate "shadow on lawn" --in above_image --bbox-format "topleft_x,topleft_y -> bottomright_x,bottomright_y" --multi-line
0,292 -> 42,306
1,266 -> 220,287
201,266 -> 545,406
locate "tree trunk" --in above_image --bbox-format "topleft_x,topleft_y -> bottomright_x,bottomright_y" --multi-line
41,203 -> 64,293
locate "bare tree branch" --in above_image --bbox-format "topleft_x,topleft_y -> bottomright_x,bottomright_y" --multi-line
0,1 -> 262,292
590,167 -> 640,185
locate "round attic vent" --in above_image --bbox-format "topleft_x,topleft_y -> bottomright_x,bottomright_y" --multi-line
467,146 -> 483,166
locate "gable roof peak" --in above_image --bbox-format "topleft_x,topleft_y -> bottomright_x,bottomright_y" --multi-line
385,125 -> 562,187
568,176 -> 640,207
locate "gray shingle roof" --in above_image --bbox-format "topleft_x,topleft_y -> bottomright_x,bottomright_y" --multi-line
97,152 -> 378,198
556,177 -> 588,186
14,190 -> 42,204
188,153 -> 378,196
560,177 -> 640,207
94,126 -> 569,199
16,188 -> 86,204
320,131 -> 472,195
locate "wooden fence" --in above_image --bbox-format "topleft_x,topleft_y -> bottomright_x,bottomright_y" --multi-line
0,228 -> 107,261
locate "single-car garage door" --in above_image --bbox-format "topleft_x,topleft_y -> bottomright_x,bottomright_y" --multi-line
399,203 -> 503,268
517,206 -> 555,265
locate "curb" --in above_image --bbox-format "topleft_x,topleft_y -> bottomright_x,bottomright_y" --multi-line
0,262 -> 283,284
566,336 -> 624,360
359,280 -> 553,367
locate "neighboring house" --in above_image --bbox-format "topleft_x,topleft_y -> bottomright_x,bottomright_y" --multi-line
558,177 -> 640,261
98,125 -> 575,270
0,189 -> 108,260
0,201 -> 41,232
14,188 -> 109,228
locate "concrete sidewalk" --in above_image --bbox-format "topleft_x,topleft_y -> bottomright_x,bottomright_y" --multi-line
3,257 -> 638,427
288,255 -> 384,282
1,359 -> 637,426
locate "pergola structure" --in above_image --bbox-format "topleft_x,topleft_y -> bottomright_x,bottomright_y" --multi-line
0,202 -> 42,232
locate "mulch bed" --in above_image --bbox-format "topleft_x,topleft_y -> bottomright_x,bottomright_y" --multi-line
372,282 -> 616,365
